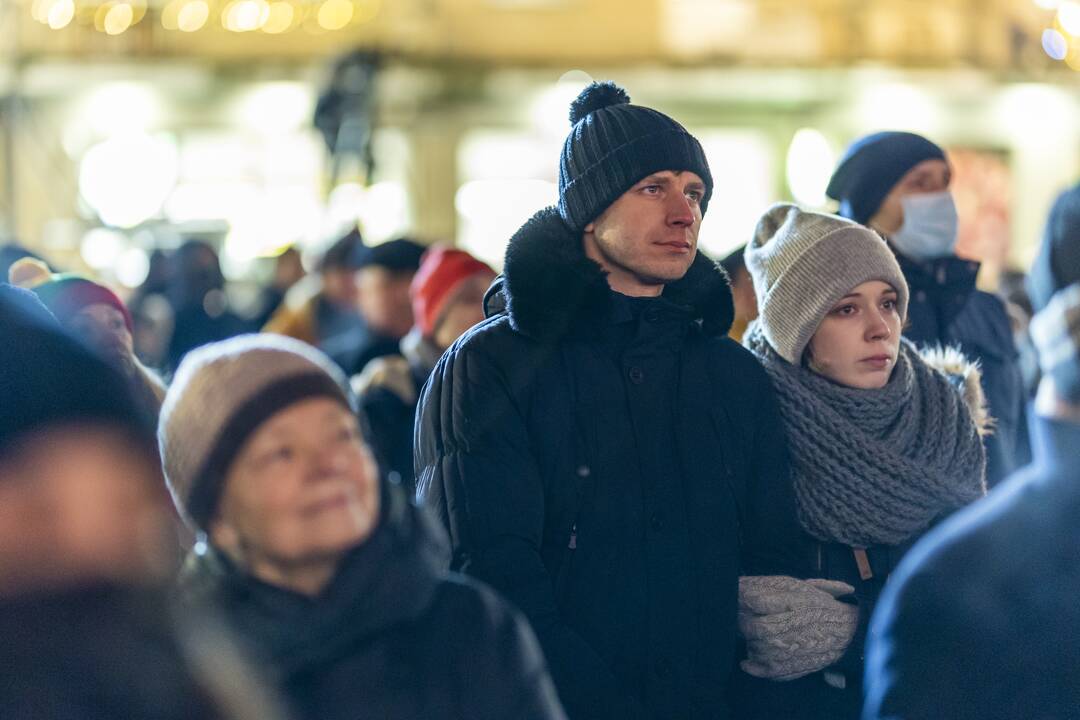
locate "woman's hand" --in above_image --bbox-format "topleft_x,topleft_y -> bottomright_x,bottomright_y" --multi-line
738,575 -> 859,680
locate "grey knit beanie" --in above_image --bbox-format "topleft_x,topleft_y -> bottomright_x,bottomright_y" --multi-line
745,203 -> 909,365
159,334 -> 353,530
558,81 -> 713,233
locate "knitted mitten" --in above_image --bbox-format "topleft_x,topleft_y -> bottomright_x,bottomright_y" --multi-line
738,575 -> 859,681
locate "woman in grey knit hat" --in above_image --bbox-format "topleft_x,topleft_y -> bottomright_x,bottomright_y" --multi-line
732,204 -> 989,720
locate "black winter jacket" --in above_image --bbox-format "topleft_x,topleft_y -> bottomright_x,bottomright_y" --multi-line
897,253 -> 1028,485
415,208 -> 805,720
181,485 -> 565,720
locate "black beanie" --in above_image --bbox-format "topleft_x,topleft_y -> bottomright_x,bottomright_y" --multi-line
557,81 -> 713,233
826,131 -> 947,225
353,237 -> 426,273
1029,182 -> 1080,313
0,295 -> 152,457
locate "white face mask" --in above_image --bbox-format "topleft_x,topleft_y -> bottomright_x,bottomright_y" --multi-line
889,191 -> 959,261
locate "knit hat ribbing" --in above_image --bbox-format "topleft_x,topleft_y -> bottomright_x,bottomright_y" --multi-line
826,131 -> 946,225
557,81 -> 713,232
158,334 -> 353,530
745,203 -> 909,365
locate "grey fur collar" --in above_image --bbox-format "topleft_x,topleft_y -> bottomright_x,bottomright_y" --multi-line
484,206 -> 734,342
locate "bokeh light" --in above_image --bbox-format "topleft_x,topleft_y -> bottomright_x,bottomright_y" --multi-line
317,0 -> 353,30
177,0 -> 209,31
1043,28 -> 1069,59
79,134 -> 179,228
1058,1 -> 1080,36
786,128 -> 835,208
47,0 -> 75,29
261,1 -> 295,33
103,3 -> 134,34
80,228 -> 126,269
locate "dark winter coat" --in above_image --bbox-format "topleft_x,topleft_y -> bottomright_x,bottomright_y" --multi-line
896,252 -> 1028,485
180,484 -> 565,720
863,415 -> 1080,720
0,583 -> 280,720
355,332 -> 443,495
414,207 -> 805,720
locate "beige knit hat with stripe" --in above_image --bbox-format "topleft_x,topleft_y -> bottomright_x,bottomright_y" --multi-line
745,203 -> 909,365
158,334 -> 353,530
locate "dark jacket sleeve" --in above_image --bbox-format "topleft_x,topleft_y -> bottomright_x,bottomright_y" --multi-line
415,333 -> 650,720
735,350 -> 813,578
457,580 -> 569,720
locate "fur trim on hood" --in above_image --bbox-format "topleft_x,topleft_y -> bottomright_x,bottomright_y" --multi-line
483,206 -> 734,342
920,345 -> 993,437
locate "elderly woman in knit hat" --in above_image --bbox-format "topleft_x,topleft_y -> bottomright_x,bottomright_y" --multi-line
731,203 -> 988,720
160,334 -> 566,720
10,257 -> 166,419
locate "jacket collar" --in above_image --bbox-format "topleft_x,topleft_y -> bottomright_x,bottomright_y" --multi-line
891,244 -> 980,294
483,206 -> 734,343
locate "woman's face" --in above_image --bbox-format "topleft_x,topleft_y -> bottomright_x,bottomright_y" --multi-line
806,281 -> 902,389
210,398 -> 380,582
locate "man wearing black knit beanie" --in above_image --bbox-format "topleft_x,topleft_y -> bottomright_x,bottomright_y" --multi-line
416,82 -> 804,720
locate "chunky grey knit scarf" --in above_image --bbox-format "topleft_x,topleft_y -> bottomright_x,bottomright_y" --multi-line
745,323 -> 986,547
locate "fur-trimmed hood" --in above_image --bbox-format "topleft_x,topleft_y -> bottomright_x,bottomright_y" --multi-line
920,344 -> 993,437
483,206 -> 734,342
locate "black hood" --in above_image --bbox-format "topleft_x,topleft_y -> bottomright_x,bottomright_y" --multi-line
483,206 -> 734,342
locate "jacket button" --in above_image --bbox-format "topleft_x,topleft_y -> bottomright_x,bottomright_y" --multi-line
576,465 -> 591,478
628,366 -> 645,384
650,514 -> 664,532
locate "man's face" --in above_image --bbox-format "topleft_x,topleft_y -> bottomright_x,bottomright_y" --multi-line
868,158 -> 951,235
357,266 -> 415,338
583,170 -> 705,297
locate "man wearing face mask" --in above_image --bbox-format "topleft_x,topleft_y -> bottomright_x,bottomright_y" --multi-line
826,131 -> 1027,487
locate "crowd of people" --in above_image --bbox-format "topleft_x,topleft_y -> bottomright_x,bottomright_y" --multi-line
1,79 -> 1078,720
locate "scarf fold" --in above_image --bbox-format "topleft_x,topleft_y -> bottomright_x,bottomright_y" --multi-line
746,323 -> 986,547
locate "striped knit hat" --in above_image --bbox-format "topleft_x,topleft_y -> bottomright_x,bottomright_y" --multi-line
158,334 -> 353,530
557,81 -> 713,233
745,203 -> 909,365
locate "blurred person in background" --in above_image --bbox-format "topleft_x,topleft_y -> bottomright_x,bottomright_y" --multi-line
253,246 -> 306,329
733,204 -> 987,720
862,181 -> 1080,720
167,239 -> 249,372
0,298 -> 281,720
0,243 -> 48,284
264,228 -> 365,349
719,245 -> 758,344
161,334 -> 566,720
129,248 -> 176,371
353,246 -> 495,494
9,257 -> 167,421
324,236 -> 425,376
827,131 -> 1028,486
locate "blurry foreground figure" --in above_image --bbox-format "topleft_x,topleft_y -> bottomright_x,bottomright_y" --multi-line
827,132 -> 1027,485
161,335 -> 565,720
0,300 -> 281,720
734,204 -> 987,720
10,257 -> 166,419
354,246 -> 495,493
862,182 -> 1080,720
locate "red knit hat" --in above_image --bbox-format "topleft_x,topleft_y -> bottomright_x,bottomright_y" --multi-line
410,247 -> 494,337
9,258 -> 133,332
